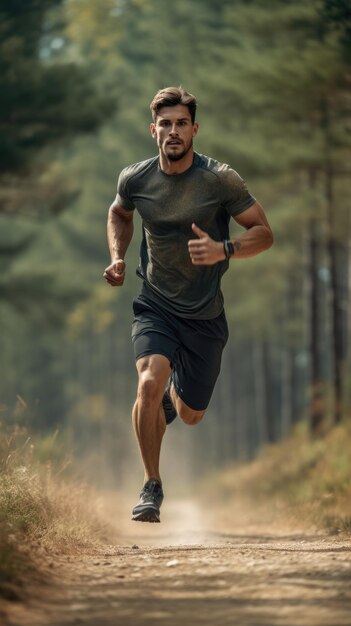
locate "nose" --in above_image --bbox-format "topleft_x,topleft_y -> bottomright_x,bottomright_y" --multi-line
169,123 -> 179,136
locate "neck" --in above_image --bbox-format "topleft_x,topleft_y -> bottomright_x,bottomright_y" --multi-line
159,149 -> 194,175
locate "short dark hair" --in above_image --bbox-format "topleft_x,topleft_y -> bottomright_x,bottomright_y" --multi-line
150,86 -> 197,124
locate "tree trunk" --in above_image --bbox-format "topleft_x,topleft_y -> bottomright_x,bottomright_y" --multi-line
322,94 -> 350,425
308,212 -> 325,434
253,342 -> 268,444
325,163 -> 348,424
254,341 -> 275,443
281,346 -> 294,438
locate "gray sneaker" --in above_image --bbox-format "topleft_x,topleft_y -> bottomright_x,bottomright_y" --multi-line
132,479 -> 164,523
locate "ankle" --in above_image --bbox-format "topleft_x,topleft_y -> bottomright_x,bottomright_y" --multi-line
145,476 -> 162,486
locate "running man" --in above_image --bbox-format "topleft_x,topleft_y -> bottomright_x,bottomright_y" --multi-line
103,87 -> 273,522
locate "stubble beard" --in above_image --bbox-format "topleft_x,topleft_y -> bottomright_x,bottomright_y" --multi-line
162,139 -> 193,162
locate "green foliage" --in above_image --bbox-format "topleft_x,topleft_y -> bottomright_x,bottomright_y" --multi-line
1,0 -> 350,470
0,0 -> 114,177
322,0 -> 351,62
209,420 -> 351,533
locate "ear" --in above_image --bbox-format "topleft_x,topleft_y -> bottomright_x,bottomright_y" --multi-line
150,123 -> 157,139
192,122 -> 199,137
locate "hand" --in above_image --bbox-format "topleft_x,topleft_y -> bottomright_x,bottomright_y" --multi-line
103,259 -> 126,286
188,223 -> 226,265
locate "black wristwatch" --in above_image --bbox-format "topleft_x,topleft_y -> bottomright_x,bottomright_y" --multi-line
223,239 -> 235,259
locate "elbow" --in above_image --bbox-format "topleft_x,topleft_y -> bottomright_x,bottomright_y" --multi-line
254,224 -> 273,252
267,228 -> 274,249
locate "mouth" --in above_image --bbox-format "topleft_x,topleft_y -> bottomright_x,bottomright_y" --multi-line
167,140 -> 182,146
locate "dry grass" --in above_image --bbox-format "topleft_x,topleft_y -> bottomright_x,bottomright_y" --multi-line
0,424 -> 113,600
206,421 -> 351,535
2,418 -> 350,603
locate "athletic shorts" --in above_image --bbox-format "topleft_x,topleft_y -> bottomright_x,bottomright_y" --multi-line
131,294 -> 229,411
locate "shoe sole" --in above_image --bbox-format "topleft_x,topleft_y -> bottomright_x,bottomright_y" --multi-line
132,507 -> 160,523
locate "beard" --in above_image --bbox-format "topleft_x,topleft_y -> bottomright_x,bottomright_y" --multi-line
163,139 -> 193,161
167,149 -> 186,161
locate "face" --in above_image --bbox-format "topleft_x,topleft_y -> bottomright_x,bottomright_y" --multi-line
150,104 -> 198,161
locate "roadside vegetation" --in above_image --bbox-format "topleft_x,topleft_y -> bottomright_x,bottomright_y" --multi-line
209,421 -> 351,535
0,425 -> 112,601
1,417 -> 350,606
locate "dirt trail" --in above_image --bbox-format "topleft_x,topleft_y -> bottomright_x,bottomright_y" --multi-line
4,499 -> 351,626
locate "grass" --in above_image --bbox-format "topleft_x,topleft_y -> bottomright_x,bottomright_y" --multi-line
0,424 -> 112,601
207,420 -> 351,535
2,418 -> 350,603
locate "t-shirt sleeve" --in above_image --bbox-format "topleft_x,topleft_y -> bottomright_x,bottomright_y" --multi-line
116,168 -> 135,211
220,165 -> 256,217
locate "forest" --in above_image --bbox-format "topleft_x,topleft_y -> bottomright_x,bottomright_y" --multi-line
1,0 -> 350,488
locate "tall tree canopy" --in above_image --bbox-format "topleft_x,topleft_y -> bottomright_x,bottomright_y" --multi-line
0,0 -> 115,212
1,0 -> 350,479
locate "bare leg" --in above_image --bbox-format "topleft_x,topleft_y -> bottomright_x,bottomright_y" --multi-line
132,354 -> 171,483
170,383 -> 205,426
132,401 -> 166,483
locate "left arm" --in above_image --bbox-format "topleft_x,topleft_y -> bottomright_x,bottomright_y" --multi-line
188,201 -> 273,265
229,201 -> 273,259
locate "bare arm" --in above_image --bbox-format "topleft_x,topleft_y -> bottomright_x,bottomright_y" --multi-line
103,199 -> 134,286
230,201 -> 273,258
188,201 -> 273,265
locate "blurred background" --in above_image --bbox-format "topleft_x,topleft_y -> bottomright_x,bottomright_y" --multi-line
0,0 -> 350,491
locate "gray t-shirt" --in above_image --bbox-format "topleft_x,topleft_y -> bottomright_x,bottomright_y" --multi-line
117,152 -> 255,319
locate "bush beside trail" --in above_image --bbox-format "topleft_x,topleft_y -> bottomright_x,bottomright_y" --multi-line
206,422 -> 351,535
0,425 -> 112,602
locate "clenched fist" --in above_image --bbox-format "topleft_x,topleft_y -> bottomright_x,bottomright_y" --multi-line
103,259 -> 126,286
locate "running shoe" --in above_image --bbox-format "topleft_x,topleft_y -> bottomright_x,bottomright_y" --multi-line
131,479 -> 164,523
162,381 -> 177,425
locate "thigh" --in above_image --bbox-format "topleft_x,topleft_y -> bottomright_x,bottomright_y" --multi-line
132,296 -> 179,365
172,312 -> 229,411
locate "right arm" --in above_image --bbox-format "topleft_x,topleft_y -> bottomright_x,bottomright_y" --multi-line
103,199 -> 134,287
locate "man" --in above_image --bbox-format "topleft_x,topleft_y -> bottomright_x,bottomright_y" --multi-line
103,87 -> 273,523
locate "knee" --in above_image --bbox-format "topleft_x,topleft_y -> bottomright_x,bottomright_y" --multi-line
138,371 -> 162,405
178,406 -> 205,426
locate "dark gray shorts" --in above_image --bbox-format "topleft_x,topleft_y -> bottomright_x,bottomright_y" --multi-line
131,294 -> 229,411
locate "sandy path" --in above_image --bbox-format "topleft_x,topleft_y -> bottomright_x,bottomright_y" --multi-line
4,499 -> 351,626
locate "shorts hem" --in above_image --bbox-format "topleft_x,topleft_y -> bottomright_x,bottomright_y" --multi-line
135,349 -> 174,366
